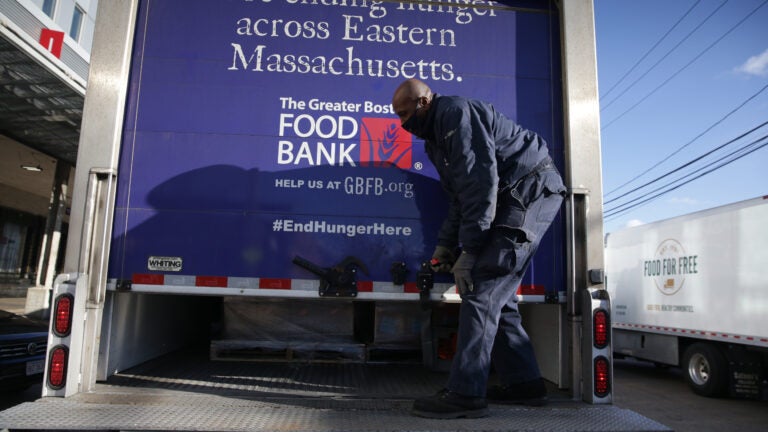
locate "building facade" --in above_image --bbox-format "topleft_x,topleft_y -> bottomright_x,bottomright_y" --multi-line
0,0 -> 98,288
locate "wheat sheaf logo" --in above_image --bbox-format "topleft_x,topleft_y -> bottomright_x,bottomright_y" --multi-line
359,118 -> 412,168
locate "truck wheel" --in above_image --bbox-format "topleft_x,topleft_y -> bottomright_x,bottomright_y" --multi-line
682,343 -> 728,397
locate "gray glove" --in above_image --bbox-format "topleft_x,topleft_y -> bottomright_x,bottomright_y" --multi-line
430,245 -> 456,273
452,252 -> 477,295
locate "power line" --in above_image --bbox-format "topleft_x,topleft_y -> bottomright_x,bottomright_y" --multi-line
605,119 -> 768,205
605,137 -> 768,219
605,82 -> 768,198
601,0 -> 768,130
605,139 -> 767,220
600,0 -> 702,102
605,133 -> 768,219
601,0 -> 720,111
606,125 -> 768,213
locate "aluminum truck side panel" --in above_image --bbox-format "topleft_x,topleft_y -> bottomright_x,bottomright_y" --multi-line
607,196 -> 768,346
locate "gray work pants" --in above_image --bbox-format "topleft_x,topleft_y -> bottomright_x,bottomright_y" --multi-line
447,163 -> 565,397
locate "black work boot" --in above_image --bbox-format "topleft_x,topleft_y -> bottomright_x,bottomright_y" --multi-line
411,389 -> 489,419
486,378 -> 548,406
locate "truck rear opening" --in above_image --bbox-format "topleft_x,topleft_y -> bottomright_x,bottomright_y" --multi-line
84,0 -> 580,387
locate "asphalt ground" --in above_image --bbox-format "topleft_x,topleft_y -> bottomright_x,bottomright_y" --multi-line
612,357 -> 768,432
0,297 -> 25,316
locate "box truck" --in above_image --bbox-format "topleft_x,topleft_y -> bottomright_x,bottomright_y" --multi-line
606,196 -> 768,399
1,0 -> 668,430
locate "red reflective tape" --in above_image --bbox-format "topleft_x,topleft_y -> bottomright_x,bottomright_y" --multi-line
357,281 -> 374,292
259,278 -> 291,289
133,274 -> 164,285
517,284 -> 544,295
614,324 -> 764,345
196,276 -> 227,287
403,282 -> 419,293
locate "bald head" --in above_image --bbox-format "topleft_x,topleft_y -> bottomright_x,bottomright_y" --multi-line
392,78 -> 433,125
393,79 -> 432,103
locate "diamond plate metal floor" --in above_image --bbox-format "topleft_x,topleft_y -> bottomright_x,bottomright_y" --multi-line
0,350 -> 672,431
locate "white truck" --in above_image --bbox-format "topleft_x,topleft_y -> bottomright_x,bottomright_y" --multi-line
0,0 -> 669,430
606,196 -> 768,399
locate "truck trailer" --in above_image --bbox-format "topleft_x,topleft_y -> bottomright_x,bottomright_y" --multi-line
606,196 -> 768,400
1,0 -> 669,430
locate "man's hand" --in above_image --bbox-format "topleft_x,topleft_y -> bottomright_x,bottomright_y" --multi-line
452,252 -> 477,295
430,245 -> 456,273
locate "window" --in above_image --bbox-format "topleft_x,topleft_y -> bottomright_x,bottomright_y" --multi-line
69,5 -> 84,41
42,0 -> 57,18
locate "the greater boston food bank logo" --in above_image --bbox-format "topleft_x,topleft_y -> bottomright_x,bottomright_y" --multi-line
360,118 -> 412,169
643,239 -> 699,295
277,113 -> 413,168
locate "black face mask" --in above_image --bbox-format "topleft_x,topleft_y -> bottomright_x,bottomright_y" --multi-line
402,104 -> 429,139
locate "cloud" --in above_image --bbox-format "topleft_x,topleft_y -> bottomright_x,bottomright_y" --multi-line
625,219 -> 644,228
735,48 -> 768,77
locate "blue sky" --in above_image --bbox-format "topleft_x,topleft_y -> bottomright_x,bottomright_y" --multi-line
594,0 -> 768,233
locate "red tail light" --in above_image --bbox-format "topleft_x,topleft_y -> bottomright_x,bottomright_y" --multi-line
53,294 -> 74,337
48,345 -> 69,390
594,356 -> 610,398
593,309 -> 609,349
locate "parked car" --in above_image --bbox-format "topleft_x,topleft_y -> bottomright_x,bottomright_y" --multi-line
0,309 -> 48,390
